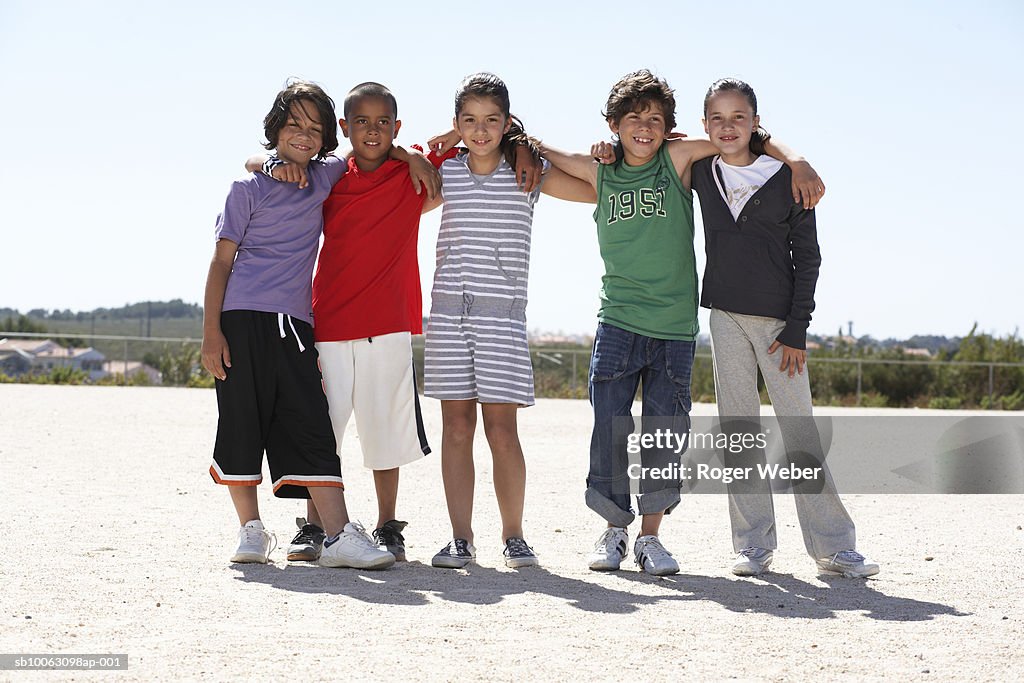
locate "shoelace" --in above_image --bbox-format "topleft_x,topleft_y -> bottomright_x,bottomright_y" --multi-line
346,522 -> 378,550
373,526 -> 404,546
593,528 -> 624,553
739,547 -> 767,558
293,525 -> 323,545
829,550 -> 865,564
637,537 -> 672,560
504,538 -> 534,557
442,539 -> 470,557
242,526 -> 278,555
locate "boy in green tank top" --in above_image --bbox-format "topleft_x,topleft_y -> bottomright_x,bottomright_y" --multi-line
542,69 -> 824,576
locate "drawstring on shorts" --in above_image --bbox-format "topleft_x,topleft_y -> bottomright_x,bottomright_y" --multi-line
277,313 -> 306,353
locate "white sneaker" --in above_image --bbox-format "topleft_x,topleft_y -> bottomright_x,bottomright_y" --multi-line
732,547 -> 774,576
588,527 -> 629,571
816,550 -> 880,578
319,522 -> 396,570
634,535 -> 680,576
231,520 -> 276,564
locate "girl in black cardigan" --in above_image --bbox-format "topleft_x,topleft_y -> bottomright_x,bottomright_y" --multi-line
693,79 -> 879,579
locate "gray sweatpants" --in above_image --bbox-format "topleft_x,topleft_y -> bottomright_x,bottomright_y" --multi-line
709,309 -> 856,558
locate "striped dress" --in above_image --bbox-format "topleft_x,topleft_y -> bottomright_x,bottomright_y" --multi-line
423,152 -> 545,406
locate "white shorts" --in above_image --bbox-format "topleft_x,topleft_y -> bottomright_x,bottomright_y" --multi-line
316,332 -> 431,471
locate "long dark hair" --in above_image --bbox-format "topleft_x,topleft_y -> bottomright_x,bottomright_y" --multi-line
454,72 -> 539,168
703,78 -> 770,154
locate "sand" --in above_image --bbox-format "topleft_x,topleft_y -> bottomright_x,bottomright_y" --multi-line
1,383 -> 1021,681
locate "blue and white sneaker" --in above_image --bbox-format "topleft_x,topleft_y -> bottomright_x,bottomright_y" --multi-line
588,527 -> 628,571
432,539 -> 476,569
634,535 -> 679,576
503,537 -> 539,568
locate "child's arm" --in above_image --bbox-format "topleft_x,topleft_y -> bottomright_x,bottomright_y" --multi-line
537,143 -> 599,189
242,149 -> 440,199
768,205 -> 821,377
762,139 -> 825,210
387,145 -> 441,200
201,238 -> 239,381
591,136 -> 825,209
428,128 -> 544,193
244,154 -> 310,188
539,165 -> 597,203
662,137 -> 823,209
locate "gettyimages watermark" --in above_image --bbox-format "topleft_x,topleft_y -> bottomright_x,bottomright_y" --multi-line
609,415 -> 1024,495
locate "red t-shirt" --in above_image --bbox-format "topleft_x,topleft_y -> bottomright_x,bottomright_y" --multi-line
312,150 -> 449,342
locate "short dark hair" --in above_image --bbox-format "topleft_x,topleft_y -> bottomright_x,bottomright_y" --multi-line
454,72 -> 510,117
603,69 -> 676,132
263,79 -> 338,160
343,82 -> 398,119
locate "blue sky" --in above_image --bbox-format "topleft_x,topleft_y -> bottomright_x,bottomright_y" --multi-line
0,0 -> 1020,340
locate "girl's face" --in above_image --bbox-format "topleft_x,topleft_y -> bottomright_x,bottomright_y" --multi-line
454,96 -> 510,160
277,100 -> 324,167
702,90 -> 759,162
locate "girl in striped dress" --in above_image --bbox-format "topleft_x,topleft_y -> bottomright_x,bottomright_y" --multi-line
424,73 -> 595,569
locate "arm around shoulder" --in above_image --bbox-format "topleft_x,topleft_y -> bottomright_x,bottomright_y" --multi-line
538,143 -> 599,188
540,165 -> 597,203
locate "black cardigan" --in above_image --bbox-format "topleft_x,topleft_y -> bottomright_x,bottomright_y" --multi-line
692,157 -> 821,350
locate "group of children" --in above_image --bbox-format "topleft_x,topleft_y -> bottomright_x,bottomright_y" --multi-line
201,70 -> 880,580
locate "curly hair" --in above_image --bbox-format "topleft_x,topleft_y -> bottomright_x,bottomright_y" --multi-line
602,69 -> 676,132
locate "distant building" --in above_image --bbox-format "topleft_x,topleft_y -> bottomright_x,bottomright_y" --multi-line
101,360 -> 162,384
0,338 -> 107,380
901,347 -> 933,358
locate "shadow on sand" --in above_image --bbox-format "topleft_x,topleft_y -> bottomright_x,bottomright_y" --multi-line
232,561 -> 967,621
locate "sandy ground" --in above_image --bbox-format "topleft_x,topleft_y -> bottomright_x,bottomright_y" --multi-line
1,383 -> 1021,681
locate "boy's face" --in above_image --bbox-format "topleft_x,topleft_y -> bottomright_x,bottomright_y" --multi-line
703,91 -> 759,161
340,95 -> 401,170
277,100 -> 324,167
609,102 -> 666,166
453,96 -> 510,160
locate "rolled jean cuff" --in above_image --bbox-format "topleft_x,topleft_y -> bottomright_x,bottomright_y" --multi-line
585,487 -> 635,528
636,486 -> 681,516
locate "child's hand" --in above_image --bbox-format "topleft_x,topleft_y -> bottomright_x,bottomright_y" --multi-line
201,330 -> 232,381
591,141 -> 616,165
790,161 -> 825,210
272,162 -> 309,189
407,151 -> 441,200
768,340 -> 806,378
514,148 -> 543,193
428,129 -> 462,155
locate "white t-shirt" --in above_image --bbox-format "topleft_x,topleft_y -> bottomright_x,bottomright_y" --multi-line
713,154 -> 784,220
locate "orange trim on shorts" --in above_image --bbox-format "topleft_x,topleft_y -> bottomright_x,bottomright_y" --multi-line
209,466 -> 261,486
272,479 -> 345,493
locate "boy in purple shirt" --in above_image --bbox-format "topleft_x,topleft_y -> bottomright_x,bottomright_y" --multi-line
202,80 -> 394,570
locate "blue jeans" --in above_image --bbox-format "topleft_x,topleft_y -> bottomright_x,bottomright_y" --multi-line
586,322 -> 695,527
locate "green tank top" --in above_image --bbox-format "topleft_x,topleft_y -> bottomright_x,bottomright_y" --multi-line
593,143 -> 699,340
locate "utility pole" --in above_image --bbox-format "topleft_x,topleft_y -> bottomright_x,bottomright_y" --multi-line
848,321 -> 853,338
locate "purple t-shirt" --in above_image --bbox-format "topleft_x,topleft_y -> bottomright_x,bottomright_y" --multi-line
215,156 -> 345,324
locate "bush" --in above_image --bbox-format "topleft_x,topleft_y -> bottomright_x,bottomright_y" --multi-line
927,396 -> 963,410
